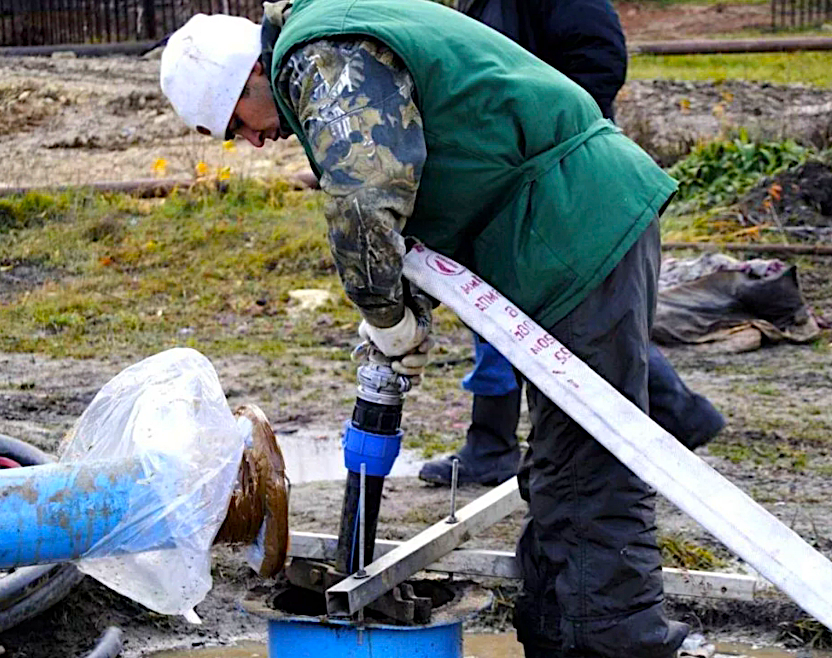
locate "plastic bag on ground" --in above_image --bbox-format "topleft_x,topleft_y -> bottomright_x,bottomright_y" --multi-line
60,348 -> 244,615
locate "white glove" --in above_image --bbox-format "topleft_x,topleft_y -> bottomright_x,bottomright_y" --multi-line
357,306 -> 434,379
358,307 -> 429,357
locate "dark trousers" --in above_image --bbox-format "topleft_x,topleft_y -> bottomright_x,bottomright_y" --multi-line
514,219 -> 688,658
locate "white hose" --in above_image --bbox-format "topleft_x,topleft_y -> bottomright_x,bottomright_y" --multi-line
403,243 -> 832,630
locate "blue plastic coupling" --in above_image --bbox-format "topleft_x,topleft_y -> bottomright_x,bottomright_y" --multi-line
342,421 -> 403,477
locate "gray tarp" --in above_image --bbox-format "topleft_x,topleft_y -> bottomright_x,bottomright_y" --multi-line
653,253 -> 820,350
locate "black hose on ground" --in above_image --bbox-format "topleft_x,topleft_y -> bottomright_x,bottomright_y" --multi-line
82,627 -> 124,658
0,433 -> 55,466
0,434 -> 87,634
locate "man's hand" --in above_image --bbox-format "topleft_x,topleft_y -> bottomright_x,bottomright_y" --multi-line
356,293 -> 434,379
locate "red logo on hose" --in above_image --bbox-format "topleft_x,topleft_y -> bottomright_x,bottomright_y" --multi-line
426,253 -> 464,276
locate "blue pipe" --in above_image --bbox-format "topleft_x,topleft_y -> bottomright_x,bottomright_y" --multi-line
0,456 -> 172,569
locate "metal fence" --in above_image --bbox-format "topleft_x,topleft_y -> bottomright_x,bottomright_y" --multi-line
0,0 -> 261,47
771,0 -> 832,29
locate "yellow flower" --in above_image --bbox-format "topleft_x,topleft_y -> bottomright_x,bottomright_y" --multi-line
721,91 -> 734,103
195,161 -> 210,177
152,158 -> 168,176
222,140 -> 236,152
678,98 -> 691,111
218,166 -> 232,181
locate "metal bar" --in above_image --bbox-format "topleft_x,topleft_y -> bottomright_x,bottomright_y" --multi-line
357,463 -> 367,578
401,244 -> 832,630
325,477 -> 522,616
290,531 -> 765,602
447,457 -> 459,523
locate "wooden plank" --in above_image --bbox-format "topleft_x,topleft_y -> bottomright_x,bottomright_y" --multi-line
290,531 -> 763,602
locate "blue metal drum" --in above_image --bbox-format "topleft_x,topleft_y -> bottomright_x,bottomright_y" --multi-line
243,579 -> 490,658
267,614 -> 462,658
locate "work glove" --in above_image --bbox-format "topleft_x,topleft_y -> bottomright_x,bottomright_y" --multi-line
354,281 -> 435,380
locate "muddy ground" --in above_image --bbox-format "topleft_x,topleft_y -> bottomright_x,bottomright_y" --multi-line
2,5 -> 832,657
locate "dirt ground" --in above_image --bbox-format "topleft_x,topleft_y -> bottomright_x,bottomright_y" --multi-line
2,5 -> 832,657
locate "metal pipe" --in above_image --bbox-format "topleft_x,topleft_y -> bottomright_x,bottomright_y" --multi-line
629,36 -> 832,55
5,36 -> 832,58
662,241 -> 832,255
356,463 -> 368,579
447,458 -> 459,524
0,41 -> 158,56
0,174 -> 318,199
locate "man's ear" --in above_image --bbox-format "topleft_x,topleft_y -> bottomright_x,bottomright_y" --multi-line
252,60 -> 265,76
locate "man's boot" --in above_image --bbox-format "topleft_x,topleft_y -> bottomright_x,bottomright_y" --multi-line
647,345 -> 725,451
418,388 -> 522,486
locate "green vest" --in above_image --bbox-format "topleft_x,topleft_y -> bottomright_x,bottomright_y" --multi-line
270,0 -> 677,326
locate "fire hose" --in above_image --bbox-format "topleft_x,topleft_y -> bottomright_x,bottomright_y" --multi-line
393,243 -> 832,629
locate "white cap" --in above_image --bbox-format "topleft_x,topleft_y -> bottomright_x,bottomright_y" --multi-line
160,13 -> 263,139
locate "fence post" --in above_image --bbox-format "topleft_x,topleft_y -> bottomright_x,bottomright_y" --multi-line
143,0 -> 156,38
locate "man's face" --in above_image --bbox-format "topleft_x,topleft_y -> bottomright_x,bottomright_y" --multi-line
226,61 -> 284,147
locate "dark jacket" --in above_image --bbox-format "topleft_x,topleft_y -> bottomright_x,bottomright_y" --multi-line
460,0 -> 627,119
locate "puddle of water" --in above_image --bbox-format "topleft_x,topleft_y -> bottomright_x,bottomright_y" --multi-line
465,631 -> 524,657
147,633 -> 832,658
275,427 -> 424,484
147,642 -> 267,658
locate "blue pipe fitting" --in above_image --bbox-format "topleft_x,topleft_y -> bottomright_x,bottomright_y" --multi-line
0,456 -> 172,569
342,422 -> 403,477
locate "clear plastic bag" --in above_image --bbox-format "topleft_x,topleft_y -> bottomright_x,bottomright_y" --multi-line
60,348 -> 244,615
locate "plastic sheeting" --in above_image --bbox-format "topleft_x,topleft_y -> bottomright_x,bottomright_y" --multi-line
59,348 -> 245,616
653,253 -> 820,350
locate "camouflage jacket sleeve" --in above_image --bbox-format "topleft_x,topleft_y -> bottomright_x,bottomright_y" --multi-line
277,39 -> 427,328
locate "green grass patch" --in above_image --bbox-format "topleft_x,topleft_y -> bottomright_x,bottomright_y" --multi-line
0,180 -> 360,359
628,51 -> 832,87
658,534 -> 727,570
659,132 -> 817,241
668,132 -> 810,206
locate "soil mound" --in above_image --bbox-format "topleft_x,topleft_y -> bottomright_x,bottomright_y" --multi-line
740,161 -> 832,233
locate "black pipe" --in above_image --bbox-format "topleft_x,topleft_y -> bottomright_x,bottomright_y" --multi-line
0,39 -> 157,57
334,472 -> 385,574
0,563 -> 85,633
629,35 -> 832,55
335,395 -> 404,575
0,433 -> 54,465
